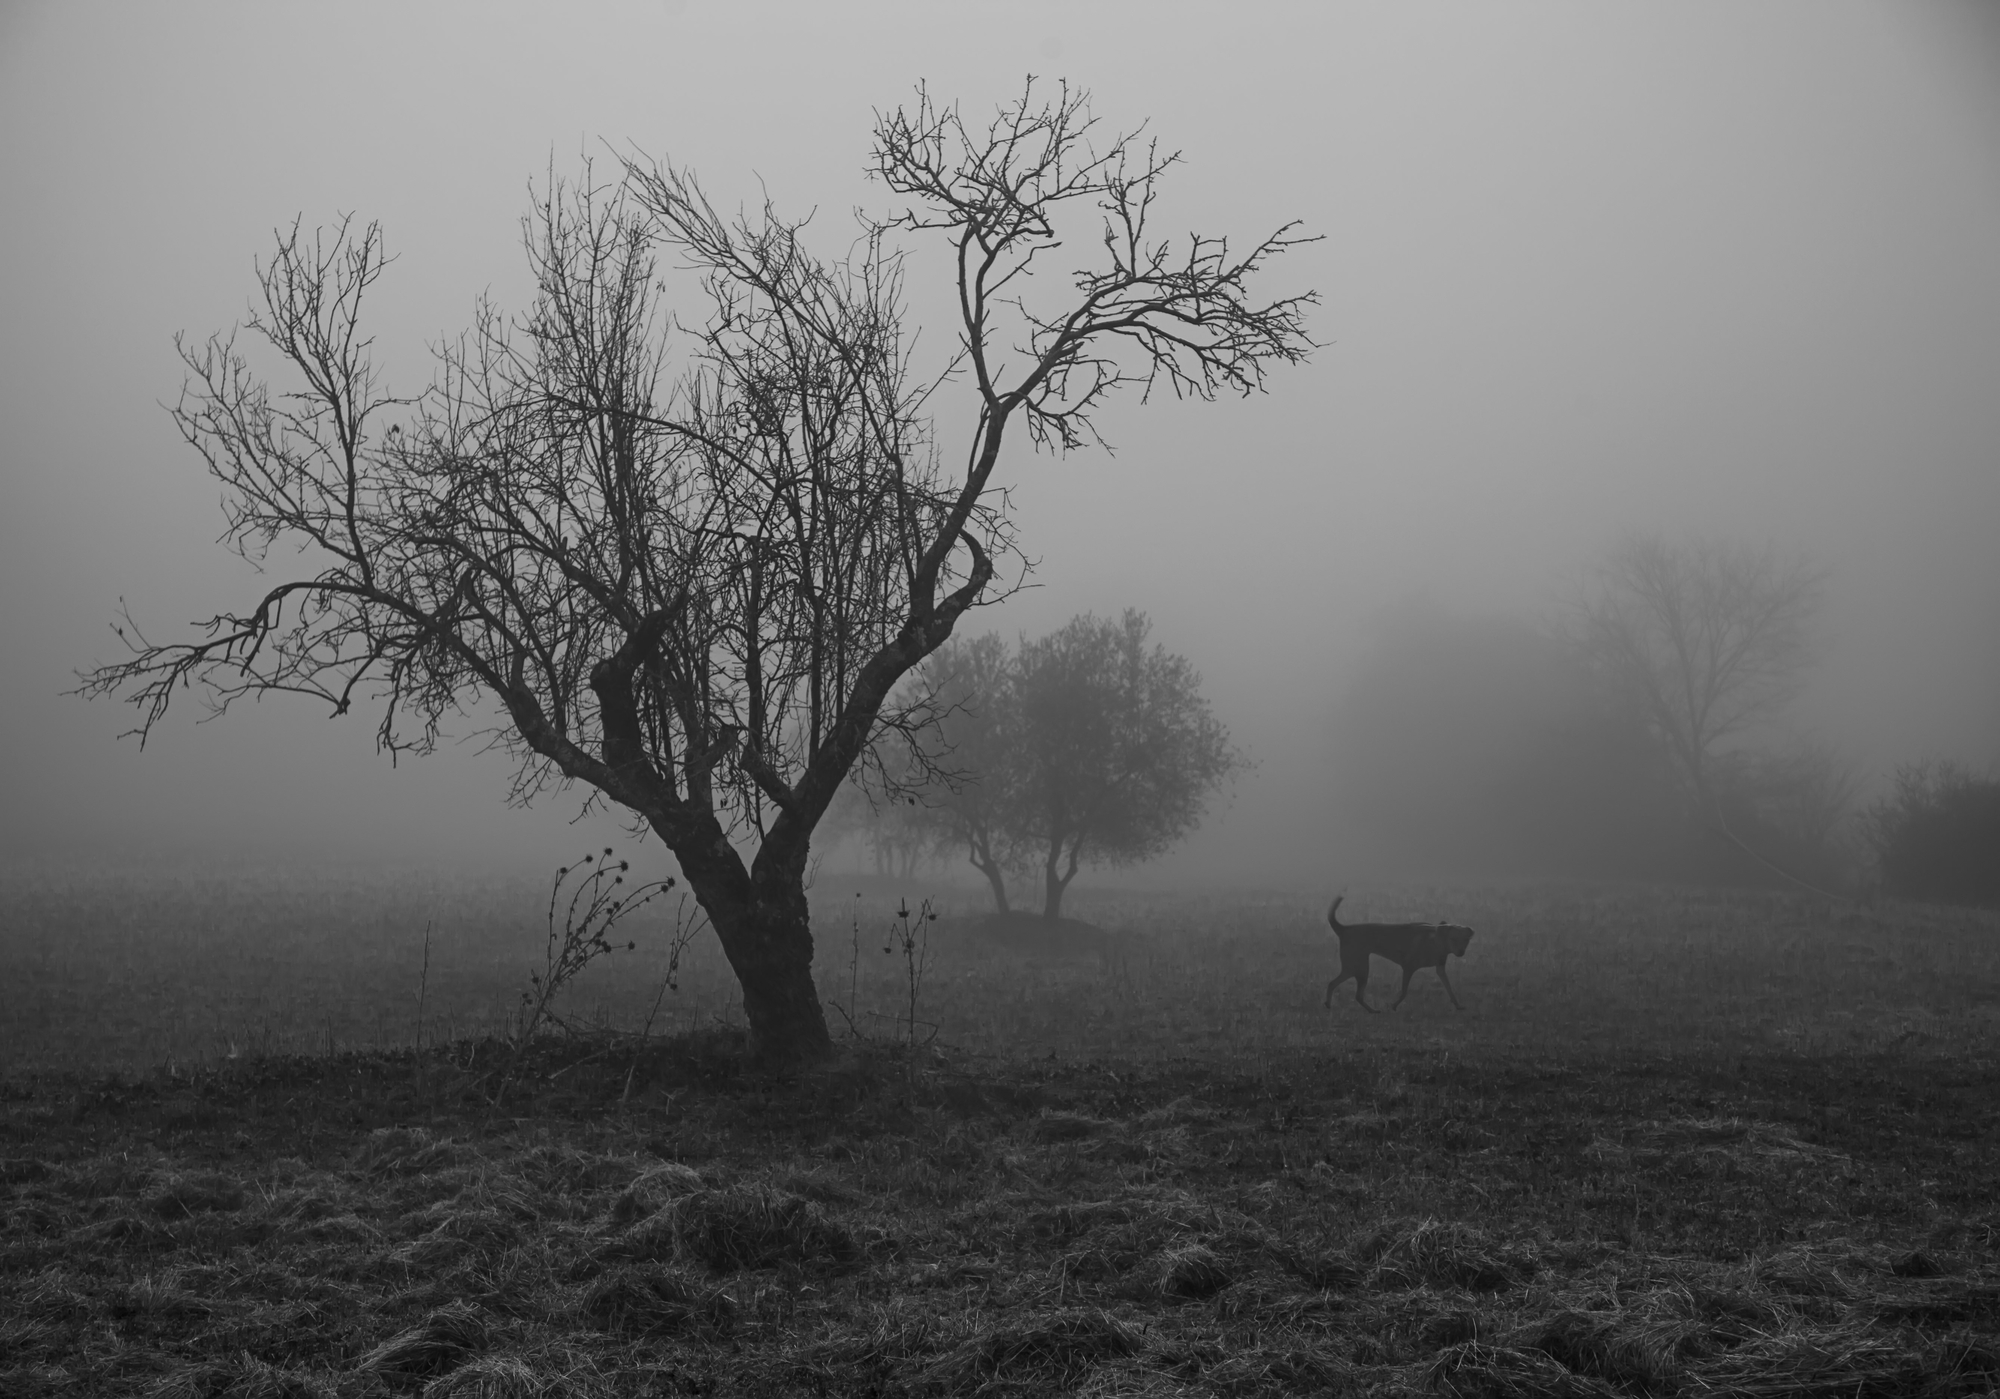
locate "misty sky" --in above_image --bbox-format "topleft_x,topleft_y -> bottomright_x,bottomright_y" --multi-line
3,3 -> 1997,887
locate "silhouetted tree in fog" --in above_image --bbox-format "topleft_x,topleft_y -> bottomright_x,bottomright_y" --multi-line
1575,534 -> 1844,887
1327,607 -> 1686,880
898,613 -> 1237,918
902,633 -> 1020,911
1328,595 -> 1858,886
1862,760 -> 2000,906
77,83 -> 1316,1064
1578,534 -> 1821,800
821,778 -> 933,880
1008,612 -> 1238,918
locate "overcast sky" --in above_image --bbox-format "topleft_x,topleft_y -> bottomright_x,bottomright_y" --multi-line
3,2 -> 1996,886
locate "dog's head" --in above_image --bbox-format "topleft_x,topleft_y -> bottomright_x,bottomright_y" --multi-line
1436,923 -> 1475,958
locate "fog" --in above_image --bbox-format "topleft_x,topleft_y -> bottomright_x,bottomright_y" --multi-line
3,2 -> 1997,889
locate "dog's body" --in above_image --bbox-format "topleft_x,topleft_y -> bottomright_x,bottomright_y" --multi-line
1323,896 -> 1475,1011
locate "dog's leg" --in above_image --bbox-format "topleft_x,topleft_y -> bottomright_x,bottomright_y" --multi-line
1353,957 -> 1377,1012
1391,962 -> 1421,1009
1436,962 -> 1463,1010
1324,966 -> 1353,1009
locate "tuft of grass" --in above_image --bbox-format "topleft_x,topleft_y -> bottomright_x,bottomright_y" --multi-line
1156,1241 -> 1234,1300
653,1185 -> 859,1273
1513,1309 -> 1679,1394
356,1302 -> 492,1387
574,1263 -> 734,1337
1692,1324 -> 1960,1398
1030,1109 -> 1111,1142
148,1359 -> 336,1398
146,1171 -> 247,1217
605,1160 -> 704,1224
923,1308 -> 1141,1390
1359,1218 -> 1522,1292
418,1355 -> 551,1399
355,1126 -> 469,1177
1430,1339 -> 1621,1398
1271,1244 -> 1364,1292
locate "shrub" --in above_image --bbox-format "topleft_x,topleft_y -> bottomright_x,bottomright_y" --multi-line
1862,761 -> 2000,907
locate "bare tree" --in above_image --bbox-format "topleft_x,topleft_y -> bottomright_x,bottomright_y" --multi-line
1577,534 -> 1822,804
1730,741 -> 1858,858
1576,533 -> 1832,887
820,778 -> 934,881
78,84 -> 1316,1065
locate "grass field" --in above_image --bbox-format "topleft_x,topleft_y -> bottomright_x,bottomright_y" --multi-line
4,869 -> 1999,1396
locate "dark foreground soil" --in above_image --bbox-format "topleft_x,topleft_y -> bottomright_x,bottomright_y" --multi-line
3,1032 -> 1997,1397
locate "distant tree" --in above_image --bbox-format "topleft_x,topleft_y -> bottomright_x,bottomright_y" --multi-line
1861,760 -> 2000,906
1575,534 -> 1836,886
820,777 -> 932,881
1711,740 -> 1859,885
76,84 -> 1316,1065
1577,534 -> 1822,803
898,632 -> 1020,911
1327,605 -> 1688,881
915,612 -> 1237,919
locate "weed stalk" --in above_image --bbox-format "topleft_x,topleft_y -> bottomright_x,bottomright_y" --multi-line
493,848 -> 676,1113
884,897 -> 938,1057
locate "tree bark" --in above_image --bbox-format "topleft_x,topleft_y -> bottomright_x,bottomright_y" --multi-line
975,855 -> 1011,914
1041,831 -> 1082,919
660,819 -> 833,1068
968,825 -> 1010,914
705,889 -> 833,1067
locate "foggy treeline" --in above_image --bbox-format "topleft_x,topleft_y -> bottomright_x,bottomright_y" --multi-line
832,537 -> 1998,904
1323,599 -> 1833,887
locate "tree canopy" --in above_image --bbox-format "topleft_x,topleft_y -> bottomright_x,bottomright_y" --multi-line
890,611 -> 1237,919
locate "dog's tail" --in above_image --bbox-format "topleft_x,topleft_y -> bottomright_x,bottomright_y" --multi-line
1328,896 -> 1346,932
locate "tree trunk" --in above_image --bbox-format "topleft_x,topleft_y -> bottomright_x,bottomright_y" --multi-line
968,824 -> 1010,914
1042,829 -> 1082,919
976,856 -> 1011,914
666,823 -> 833,1068
706,889 -> 834,1067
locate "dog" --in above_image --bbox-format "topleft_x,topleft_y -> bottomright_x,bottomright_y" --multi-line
1323,896 -> 1475,1012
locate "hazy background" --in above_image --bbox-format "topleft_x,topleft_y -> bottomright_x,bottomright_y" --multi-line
3,2 -> 1997,891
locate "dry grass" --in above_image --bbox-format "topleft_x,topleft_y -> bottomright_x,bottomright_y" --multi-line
3,873 -> 1998,1395
8,867 -> 2000,1075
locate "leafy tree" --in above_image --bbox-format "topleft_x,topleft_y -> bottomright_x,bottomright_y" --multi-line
1012,611 -> 1238,918
77,84 -> 1316,1064
905,612 -> 1237,919
890,633 -> 1020,910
